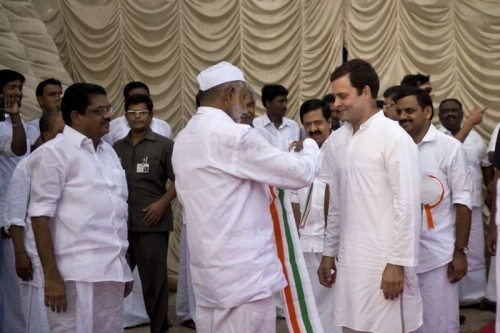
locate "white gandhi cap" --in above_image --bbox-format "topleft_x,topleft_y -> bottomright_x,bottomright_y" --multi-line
197,61 -> 245,91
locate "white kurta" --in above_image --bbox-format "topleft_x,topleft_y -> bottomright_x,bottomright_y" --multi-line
321,111 -> 422,333
172,106 -> 320,309
28,126 -> 132,284
417,125 -> 472,273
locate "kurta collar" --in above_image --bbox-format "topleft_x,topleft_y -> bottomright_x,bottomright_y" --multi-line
343,110 -> 384,133
420,124 -> 438,144
197,106 -> 239,124
64,125 -> 104,151
261,112 -> 291,129
437,126 -> 452,136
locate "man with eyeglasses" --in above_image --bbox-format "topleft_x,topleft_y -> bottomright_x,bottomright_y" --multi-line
29,83 -> 133,333
113,93 -> 175,333
382,85 -> 400,121
290,99 -> 340,333
438,98 -> 493,309
103,81 -> 173,145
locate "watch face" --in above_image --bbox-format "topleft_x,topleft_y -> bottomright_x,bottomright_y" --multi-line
463,247 -> 469,254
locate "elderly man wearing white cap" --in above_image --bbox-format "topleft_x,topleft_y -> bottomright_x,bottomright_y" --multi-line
172,62 -> 320,333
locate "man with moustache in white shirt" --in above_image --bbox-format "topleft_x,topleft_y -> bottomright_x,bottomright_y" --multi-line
29,83 -> 133,333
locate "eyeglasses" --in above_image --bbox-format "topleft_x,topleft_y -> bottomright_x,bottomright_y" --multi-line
126,110 -> 149,116
87,106 -> 113,117
383,103 -> 396,110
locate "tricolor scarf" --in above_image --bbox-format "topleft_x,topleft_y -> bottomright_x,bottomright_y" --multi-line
268,186 -> 324,333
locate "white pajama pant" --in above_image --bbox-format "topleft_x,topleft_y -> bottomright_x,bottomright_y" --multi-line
459,206 -> 486,303
415,264 -> 458,333
196,295 -> 275,333
303,252 -> 341,333
176,223 -> 196,322
46,281 -> 124,333
485,257 -> 496,301
20,284 -> 50,333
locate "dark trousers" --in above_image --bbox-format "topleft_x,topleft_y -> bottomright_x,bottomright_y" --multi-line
129,231 -> 170,333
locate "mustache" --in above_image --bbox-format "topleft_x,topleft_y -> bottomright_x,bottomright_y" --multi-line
399,119 -> 411,125
308,130 -> 322,136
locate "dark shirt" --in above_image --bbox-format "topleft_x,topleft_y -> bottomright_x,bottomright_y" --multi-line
495,130 -> 500,169
113,128 -> 175,232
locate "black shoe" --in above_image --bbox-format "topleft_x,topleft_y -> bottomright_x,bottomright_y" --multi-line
180,319 -> 196,329
460,315 -> 466,325
478,298 -> 497,312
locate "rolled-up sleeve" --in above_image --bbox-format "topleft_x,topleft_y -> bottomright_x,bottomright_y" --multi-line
28,147 -> 66,218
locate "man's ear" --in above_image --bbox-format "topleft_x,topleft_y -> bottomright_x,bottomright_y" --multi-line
70,110 -> 80,127
362,85 -> 373,100
424,106 -> 433,119
36,96 -> 43,107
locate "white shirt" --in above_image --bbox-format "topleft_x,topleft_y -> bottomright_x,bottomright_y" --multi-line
322,111 -> 421,267
439,127 -> 490,207
172,106 -> 320,308
253,113 -> 299,152
28,126 -> 132,283
0,116 -> 39,226
291,144 -> 327,253
103,115 -> 173,144
4,152 -> 43,287
417,125 -> 472,273
321,111 -> 422,332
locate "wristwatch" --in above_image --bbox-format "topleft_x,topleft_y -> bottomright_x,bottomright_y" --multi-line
454,246 -> 469,255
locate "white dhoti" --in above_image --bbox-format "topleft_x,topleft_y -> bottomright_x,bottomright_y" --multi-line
47,281 -> 124,333
485,257 -> 496,301
303,252 -> 341,333
20,284 -> 50,333
459,206 -> 486,304
195,295 -> 275,333
332,262 -> 422,333
3,238 -> 25,332
415,264 -> 459,333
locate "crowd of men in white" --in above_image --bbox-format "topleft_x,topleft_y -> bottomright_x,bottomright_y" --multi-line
0,58 -> 499,333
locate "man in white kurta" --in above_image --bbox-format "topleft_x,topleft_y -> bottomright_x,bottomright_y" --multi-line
0,69 -> 39,333
438,98 -> 493,305
396,87 -> 472,332
4,110 -> 65,333
318,59 -> 422,333
28,83 -> 133,333
172,62 -> 320,333
291,99 -> 340,333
